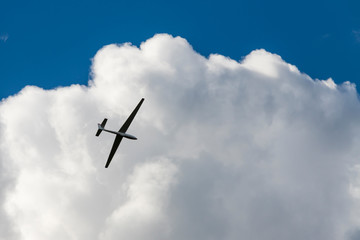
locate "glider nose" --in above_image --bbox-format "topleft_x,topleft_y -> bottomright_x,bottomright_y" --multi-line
123,133 -> 137,140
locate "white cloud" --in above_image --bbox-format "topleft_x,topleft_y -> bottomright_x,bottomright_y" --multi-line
0,33 -> 8,42
1,34 -> 360,240
353,30 -> 360,42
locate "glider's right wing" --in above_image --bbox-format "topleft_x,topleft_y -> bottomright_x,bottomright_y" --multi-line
119,98 -> 144,133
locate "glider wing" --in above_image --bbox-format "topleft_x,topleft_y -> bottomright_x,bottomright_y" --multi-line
105,135 -> 123,168
119,98 -> 144,133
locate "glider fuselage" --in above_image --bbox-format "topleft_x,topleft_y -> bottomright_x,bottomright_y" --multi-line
101,128 -> 137,140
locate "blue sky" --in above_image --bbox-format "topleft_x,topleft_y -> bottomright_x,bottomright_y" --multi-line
1,0 -> 360,99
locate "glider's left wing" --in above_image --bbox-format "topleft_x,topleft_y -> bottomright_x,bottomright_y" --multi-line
105,135 -> 123,168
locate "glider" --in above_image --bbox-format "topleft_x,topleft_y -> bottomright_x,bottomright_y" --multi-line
96,98 -> 144,168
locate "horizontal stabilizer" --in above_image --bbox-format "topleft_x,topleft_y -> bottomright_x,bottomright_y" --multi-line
95,118 -> 108,136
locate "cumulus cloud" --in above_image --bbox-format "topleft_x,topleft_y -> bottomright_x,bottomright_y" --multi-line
1,34 -> 360,240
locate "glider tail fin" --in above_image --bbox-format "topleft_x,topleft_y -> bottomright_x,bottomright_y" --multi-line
95,118 -> 108,136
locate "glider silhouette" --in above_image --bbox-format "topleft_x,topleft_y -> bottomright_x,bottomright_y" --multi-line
96,98 -> 144,168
